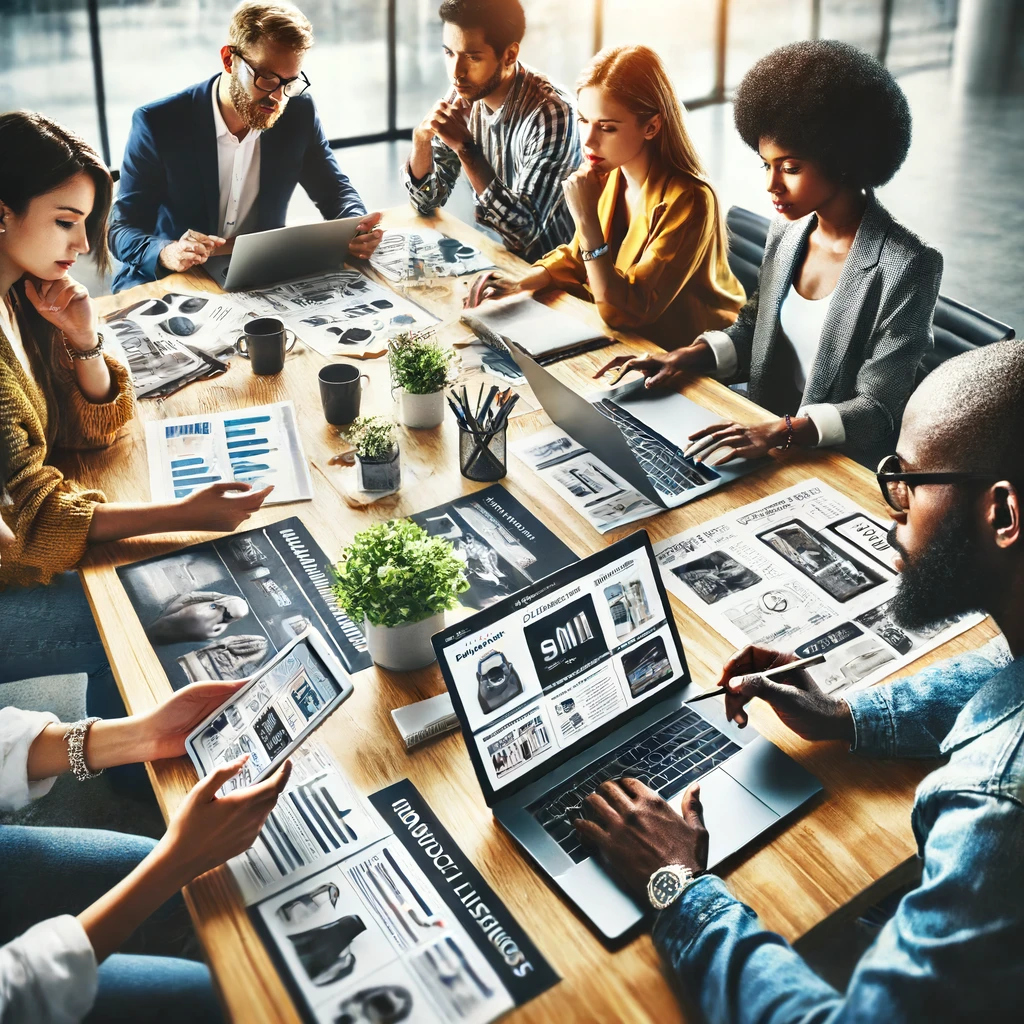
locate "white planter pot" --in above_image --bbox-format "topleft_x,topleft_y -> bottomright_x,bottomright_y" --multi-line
398,388 -> 445,429
362,612 -> 444,671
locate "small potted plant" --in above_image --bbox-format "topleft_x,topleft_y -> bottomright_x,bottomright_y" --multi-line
332,519 -> 469,671
344,416 -> 401,492
389,330 -> 456,429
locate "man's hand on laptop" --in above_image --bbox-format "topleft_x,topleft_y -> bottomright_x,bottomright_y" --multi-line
573,778 -> 708,899
348,211 -> 384,260
159,229 -> 226,272
720,644 -> 854,743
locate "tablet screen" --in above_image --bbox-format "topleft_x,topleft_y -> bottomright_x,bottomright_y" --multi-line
188,639 -> 343,791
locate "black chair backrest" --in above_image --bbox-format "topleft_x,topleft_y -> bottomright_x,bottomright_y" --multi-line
724,205 -> 1016,380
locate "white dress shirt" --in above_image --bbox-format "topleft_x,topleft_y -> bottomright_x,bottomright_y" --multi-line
212,82 -> 261,239
0,707 -> 99,1023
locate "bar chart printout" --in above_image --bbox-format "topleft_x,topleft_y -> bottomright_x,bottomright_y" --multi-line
146,401 -> 314,505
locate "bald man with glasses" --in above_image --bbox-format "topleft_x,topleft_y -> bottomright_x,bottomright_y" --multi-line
573,340 -> 1024,1023
109,1 -> 382,291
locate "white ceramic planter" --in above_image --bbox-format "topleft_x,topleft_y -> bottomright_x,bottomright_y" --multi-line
398,388 -> 445,429
363,612 -> 444,671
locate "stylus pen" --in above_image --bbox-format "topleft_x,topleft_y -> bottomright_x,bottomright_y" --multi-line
684,653 -> 827,703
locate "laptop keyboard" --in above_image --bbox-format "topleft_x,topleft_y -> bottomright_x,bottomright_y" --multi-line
529,705 -> 742,863
594,400 -> 718,496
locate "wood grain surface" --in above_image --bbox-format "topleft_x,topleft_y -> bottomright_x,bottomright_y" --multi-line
68,207 -> 995,1024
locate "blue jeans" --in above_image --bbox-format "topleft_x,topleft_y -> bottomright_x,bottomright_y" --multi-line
0,825 -> 223,1023
0,572 -> 149,794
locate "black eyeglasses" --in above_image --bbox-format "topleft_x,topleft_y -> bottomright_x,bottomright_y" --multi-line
231,48 -> 311,98
875,454 -> 1008,512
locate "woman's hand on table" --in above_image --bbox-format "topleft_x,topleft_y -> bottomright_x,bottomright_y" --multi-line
175,481 -> 274,532
348,211 -> 384,260
466,268 -> 551,305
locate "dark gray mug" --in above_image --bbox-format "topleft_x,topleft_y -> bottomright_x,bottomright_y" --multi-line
319,363 -> 370,425
236,317 -> 296,375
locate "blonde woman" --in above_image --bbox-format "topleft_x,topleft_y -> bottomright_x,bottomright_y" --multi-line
471,45 -> 744,348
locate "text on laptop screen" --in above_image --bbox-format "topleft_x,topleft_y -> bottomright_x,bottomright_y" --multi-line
439,542 -> 685,794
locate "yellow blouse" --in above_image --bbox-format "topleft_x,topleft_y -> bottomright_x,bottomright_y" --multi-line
0,315 -> 135,588
534,163 -> 745,349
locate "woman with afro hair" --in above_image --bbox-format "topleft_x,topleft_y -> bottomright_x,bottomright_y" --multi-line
598,39 -> 942,469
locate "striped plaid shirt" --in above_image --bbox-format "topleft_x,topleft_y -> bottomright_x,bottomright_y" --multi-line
405,63 -> 581,262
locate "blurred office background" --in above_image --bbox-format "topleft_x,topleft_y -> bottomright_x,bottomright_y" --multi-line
1,0 -> 1022,331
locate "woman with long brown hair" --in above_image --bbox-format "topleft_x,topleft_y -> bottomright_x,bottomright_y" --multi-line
470,44 -> 744,349
0,112 -> 270,720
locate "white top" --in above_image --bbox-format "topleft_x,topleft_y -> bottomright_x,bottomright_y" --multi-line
701,319 -> 847,449
212,81 -> 261,238
0,707 -> 99,1023
0,299 -> 32,377
779,283 -> 833,393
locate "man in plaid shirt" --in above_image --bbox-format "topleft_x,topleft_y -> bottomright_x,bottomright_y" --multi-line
405,0 -> 582,263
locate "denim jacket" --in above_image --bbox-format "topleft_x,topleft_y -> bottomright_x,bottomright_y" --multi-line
653,639 -> 1022,1023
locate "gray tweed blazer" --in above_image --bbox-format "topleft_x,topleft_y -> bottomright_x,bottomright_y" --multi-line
720,193 -> 943,467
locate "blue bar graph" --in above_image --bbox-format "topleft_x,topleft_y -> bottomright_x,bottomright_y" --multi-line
225,427 -> 257,438
224,415 -> 272,428
227,437 -> 269,449
170,457 -> 205,468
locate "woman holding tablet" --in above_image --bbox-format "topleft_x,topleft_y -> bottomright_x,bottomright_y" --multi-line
0,631 -> 292,1023
470,45 -> 744,349
598,41 -> 942,469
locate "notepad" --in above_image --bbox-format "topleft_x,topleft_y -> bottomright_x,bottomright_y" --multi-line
391,692 -> 461,750
461,293 -> 608,360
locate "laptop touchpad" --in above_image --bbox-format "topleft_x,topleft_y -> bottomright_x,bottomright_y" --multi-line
666,767 -> 779,869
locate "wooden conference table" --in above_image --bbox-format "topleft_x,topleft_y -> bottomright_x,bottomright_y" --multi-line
74,207 -> 997,1024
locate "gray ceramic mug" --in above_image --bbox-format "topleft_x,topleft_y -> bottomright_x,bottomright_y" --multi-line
236,317 -> 297,375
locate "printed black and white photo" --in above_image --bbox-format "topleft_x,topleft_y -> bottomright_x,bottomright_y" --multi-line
757,519 -> 885,602
672,551 -> 762,605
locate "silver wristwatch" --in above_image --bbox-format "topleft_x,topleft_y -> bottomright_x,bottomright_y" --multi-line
647,864 -> 697,910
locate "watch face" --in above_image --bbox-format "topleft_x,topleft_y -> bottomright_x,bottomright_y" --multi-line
650,869 -> 682,908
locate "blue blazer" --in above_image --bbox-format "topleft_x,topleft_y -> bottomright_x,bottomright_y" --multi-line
109,76 -> 367,292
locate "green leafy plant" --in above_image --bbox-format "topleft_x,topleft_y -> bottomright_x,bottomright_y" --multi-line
332,518 -> 469,628
389,331 -> 456,395
344,416 -> 397,461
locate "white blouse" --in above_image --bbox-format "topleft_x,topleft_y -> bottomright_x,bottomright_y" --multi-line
779,283 -> 833,393
0,707 -> 99,1023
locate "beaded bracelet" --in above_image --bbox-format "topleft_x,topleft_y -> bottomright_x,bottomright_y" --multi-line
64,717 -> 104,781
62,332 -> 105,362
776,413 -> 794,451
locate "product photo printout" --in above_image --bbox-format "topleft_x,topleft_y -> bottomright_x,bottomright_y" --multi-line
510,425 -> 661,535
145,400 -> 313,505
248,777 -> 558,1024
370,228 -> 495,282
654,479 -> 984,695
116,516 -> 372,687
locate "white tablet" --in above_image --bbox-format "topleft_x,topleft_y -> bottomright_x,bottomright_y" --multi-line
185,628 -> 353,792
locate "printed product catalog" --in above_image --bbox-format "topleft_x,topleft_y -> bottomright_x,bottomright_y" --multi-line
654,479 -> 983,694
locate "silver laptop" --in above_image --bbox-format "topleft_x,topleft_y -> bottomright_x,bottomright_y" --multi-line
433,530 -> 821,943
205,216 -> 363,291
511,342 -> 760,509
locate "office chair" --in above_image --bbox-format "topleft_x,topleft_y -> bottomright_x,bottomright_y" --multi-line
724,206 -> 1017,380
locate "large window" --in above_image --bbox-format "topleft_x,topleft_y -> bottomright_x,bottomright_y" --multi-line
0,0 -> 958,174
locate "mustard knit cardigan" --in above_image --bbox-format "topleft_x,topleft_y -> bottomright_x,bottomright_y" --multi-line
0,323 -> 135,588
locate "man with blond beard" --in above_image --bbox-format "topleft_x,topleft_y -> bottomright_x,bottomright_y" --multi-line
110,1 -> 381,290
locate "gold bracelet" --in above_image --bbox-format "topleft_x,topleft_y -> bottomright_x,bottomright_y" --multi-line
63,332 -> 105,361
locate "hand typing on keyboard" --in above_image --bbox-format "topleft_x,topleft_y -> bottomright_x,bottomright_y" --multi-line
573,778 -> 709,900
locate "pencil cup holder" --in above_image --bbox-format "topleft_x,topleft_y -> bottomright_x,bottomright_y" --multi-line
458,422 -> 507,481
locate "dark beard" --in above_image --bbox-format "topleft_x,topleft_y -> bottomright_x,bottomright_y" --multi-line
459,62 -> 506,105
228,73 -> 284,132
888,505 -> 985,630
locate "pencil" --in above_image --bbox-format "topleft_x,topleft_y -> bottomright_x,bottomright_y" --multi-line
684,653 -> 827,703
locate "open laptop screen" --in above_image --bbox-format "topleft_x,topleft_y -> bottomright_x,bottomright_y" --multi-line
434,531 -> 690,805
